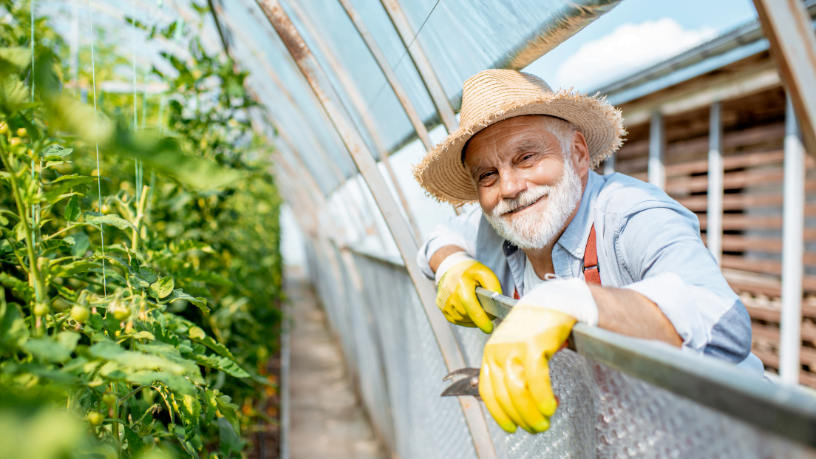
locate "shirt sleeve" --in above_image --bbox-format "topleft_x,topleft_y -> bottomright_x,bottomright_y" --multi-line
616,203 -> 752,362
416,206 -> 483,279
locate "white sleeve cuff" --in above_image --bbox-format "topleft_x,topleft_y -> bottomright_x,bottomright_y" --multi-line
520,278 -> 599,326
434,252 -> 475,286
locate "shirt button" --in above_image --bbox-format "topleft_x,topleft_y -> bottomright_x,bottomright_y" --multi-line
576,248 -> 584,255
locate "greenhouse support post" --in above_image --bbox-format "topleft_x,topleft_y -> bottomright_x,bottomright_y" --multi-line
337,0 -> 433,151
649,112 -> 666,190
753,0 -> 816,156
378,0 -> 458,134
285,0 -> 422,242
255,2 -> 497,457
780,93 -> 805,385
707,101 -> 723,266
340,0 -> 463,217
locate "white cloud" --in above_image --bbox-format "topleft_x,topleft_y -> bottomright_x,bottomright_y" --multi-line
550,18 -> 717,92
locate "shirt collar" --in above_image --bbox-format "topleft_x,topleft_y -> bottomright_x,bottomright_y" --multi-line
556,171 -> 602,260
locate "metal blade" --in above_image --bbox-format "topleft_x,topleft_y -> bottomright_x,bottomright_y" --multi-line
442,367 -> 480,382
441,367 -> 481,399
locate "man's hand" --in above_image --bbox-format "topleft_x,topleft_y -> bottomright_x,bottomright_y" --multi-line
435,252 -> 502,334
478,278 -> 596,433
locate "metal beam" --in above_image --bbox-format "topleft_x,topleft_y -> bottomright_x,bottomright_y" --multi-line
378,0 -> 459,134
780,93 -> 805,385
473,286 -> 816,448
707,101 -> 723,266
285,0 -> 422,241
254,3 -> 496,457
752,0 -> 816,156
337,0 -> 433,151
648,112 -> 666,189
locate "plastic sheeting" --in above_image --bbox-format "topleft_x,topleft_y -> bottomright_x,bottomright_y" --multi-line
305,241 -> 816,459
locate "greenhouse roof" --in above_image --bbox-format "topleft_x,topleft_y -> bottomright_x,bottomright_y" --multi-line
35,0 -> 621,195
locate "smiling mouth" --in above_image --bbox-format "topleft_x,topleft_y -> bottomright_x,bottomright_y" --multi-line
504,196 -> 543,215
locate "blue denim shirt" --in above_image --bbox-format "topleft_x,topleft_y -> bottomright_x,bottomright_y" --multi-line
417,171 -> 762,373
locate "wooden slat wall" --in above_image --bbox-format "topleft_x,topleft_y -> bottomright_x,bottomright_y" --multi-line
611,102 -> 816,386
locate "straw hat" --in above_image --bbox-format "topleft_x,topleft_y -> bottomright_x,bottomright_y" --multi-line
413,69 -> 625,204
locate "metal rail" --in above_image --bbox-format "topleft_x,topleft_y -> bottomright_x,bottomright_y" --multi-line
474,286 -> 816,449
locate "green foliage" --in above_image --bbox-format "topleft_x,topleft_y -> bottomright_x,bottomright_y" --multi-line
0,2 -> 283,458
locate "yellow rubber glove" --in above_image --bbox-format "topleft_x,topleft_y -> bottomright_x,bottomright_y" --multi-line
478,278 -> 597,434
435,252 -> 502,334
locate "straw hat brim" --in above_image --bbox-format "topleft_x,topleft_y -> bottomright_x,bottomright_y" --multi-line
413,90 -> 625,204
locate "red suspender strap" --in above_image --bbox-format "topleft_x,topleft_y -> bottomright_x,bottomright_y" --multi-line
583,224 -> 601,285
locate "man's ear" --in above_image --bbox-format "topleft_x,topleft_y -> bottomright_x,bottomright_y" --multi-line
571,130 -> 590,177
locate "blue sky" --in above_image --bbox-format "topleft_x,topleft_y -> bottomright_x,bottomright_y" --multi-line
525,0 -> 758,92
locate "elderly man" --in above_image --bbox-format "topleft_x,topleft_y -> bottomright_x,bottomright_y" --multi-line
413,70 -> 762,435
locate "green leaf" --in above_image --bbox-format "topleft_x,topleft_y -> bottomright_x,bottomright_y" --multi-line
174,392 -> 201,440
44,177 -> 94,203
83,213 -> 139,233
64,195 -> 80,221
195,353 -> 249,378
0,298 -> 28,352
150,276 -> 174,299
22,333 -> 79,363
215,394 -> 241,437
167,289 -> 208,313
124,426 -> 145,456
127,370 -> 195,394
191,335 -> 236,360
139,265 -> 158,283
0,48 -> 32,75
42,144 -> 74,157
63,232 -> 90,258
217,417 -> 246,456
202,390 -> 218,425
51,259 -> 97,277
0,272 -> 34,302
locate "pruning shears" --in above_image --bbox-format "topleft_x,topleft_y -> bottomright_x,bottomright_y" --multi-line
440,367 -> 482,400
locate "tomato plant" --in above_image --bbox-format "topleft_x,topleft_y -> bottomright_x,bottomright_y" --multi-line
0,2 -> 283,458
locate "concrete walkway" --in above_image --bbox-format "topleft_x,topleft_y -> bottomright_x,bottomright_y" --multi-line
286,274 -> 387,459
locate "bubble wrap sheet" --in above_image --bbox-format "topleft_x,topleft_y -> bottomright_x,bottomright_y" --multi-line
303,243 -> 816,459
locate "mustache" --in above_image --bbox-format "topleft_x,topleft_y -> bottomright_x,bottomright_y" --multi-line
493,186 -> 551,217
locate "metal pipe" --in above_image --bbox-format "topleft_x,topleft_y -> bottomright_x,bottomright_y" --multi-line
378,0 -> 458,134
707,101 -> 723,265
285,0 -> 422,242
207,0 -> 230,55
603,153 -> 615,175
752,0 -> 816,157
649,112 -> 666,189
471,285 -> 816,448
780,93 -> 805,385
254,3 -> 496,457
337,0 -> 433,151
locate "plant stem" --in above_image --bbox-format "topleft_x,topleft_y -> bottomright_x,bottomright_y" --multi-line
0,148 -> 43,305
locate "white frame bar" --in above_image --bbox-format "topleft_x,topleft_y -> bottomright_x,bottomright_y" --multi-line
707,101 -> 724,265
649,112 -> 666,189
780,93 -> 805,385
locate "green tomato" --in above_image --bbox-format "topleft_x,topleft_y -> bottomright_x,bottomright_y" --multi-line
71,304 -> 90,323
53,297 -> 71,311
102,393 -> 117,407
33,303 -> 49,316
15,127 -> 26,137
86,411 -> 104,426
0,122 -> 7,134
111,301 -> 130,321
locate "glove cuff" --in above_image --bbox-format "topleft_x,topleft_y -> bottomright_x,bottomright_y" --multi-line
434,252 -> 476,286
520,278 -> 599,326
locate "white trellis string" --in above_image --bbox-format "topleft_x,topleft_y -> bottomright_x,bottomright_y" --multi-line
89,0 -> 107,295
132,0 -> 143,206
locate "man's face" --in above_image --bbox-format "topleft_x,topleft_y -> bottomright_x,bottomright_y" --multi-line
463,115 -> 589,250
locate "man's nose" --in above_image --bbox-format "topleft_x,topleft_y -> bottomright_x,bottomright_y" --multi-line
499,170 -> 527,200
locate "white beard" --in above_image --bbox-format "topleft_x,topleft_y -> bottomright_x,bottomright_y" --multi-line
484,160 -> 583,250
